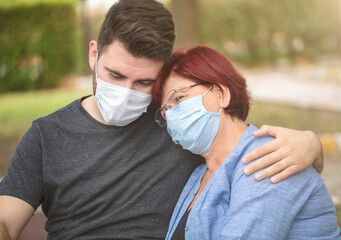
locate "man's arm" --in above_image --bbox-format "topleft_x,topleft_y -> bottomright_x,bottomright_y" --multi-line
0,196 -> 34,240
242,125 -> 323,183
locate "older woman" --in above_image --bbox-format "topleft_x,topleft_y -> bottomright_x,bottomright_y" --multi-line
152,46 -> 341,240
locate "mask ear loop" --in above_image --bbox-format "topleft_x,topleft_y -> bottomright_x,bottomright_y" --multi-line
95,52 -> 99,80
202,85 -> 222,114
202,85 -> 213,96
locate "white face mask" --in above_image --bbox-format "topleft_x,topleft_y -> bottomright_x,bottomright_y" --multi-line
94,53 -> 152,126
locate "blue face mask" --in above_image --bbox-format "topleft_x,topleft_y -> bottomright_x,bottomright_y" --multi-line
165,88 -> 221,155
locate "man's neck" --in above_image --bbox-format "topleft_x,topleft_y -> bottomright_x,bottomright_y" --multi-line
81,96 -> 111,125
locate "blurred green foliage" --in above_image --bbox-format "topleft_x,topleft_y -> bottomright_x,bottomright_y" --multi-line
198,0 -> 341,63
0,0 -> 82,92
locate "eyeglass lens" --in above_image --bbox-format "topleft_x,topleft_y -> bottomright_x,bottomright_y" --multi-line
164,90 -> 179,110
155,108 -> 167,127
155,90 -> 178,127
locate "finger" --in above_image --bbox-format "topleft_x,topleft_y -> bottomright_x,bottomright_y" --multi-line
243,147 -> 287,176
253,157 -> 290,181
270,165 -> 301,183
253,125 -> 279,138
252,125 -> 270,138
242,139 -> 279,164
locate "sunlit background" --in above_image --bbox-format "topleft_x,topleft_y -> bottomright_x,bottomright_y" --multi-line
0,0 -> 340,228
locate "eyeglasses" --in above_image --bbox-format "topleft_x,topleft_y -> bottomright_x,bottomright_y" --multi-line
155,83 -> 208,127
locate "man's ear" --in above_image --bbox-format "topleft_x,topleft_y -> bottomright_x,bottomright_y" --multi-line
89,40 -> 98,71
213,84 -> 230,108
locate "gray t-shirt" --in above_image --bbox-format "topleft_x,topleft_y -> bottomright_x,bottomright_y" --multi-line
0,96 -> 203,239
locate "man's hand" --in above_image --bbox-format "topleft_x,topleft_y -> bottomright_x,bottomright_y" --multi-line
242,125 -> 323,183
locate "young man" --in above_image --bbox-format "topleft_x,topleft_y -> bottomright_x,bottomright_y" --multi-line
0,0 -> 323,239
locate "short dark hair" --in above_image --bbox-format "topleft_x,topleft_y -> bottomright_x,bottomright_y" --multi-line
153,46 -> 251,121
98,0 -> 175,62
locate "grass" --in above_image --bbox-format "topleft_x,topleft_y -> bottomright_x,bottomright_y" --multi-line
0,89 -> 91,139
247,100 -> 341,134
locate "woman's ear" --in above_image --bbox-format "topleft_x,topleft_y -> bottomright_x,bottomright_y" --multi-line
213,84 -> 230,108
89,40 -> 98,71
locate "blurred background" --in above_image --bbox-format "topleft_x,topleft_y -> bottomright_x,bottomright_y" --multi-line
0,0 -> 340,228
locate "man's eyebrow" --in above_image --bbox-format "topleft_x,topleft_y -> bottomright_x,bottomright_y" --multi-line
104,67 -> 127,78
104,66 -> 155,82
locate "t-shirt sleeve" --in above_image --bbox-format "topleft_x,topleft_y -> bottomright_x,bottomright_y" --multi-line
219,164 -> 340,240
0,122 -> 44,210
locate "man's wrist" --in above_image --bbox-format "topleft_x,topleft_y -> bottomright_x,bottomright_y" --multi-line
308,130 -> 323,174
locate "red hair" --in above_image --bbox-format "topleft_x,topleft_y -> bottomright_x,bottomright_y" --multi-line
152,46 -> 250,121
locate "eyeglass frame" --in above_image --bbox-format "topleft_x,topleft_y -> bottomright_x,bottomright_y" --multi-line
155,83 -> 210,127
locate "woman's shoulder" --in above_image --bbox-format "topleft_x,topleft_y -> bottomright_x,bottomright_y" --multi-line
232,158 -> 322,199
246,125 -> 275,149
231,125 -> 323,191
234,124 -> 275,158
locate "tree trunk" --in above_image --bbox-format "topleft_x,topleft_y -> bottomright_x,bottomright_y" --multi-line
171,0 -> 198,50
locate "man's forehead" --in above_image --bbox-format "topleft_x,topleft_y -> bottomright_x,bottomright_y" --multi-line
100,41 -> 163,69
